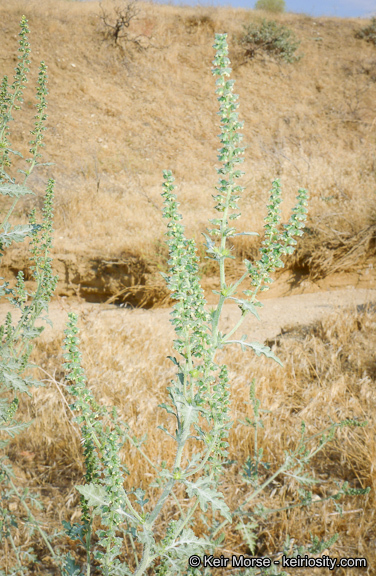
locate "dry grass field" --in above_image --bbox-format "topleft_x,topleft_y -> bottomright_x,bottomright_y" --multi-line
1,0 -> 376,573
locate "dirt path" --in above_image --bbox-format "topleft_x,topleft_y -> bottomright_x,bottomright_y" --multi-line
220,287 -> 376,343
3,286 -> 373,347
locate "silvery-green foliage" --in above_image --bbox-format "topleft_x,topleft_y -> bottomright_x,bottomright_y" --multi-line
62,32 -> 369,576
254,0 -> 285,13
355,17 -> 376,46
0,17 -> 58,420
240,19 -> 302,63
0,16 -> 61,575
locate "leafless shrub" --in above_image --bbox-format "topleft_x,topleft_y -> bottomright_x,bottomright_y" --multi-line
98,0 -> 148,50
184,13 -> 215,35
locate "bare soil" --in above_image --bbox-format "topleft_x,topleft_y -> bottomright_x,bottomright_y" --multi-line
2,279 -> 375,347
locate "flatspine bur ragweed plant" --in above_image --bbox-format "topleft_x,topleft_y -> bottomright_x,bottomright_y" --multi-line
0,21 -> 370,576
60,33 -> 369,575
0,16 -> 61,575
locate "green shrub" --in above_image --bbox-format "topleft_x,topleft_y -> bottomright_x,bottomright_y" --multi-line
355,17 -> 376,46
254,0 -> 285,13
240,19 -> 302,63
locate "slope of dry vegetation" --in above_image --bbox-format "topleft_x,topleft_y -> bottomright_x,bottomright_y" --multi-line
0,0 -> 376,304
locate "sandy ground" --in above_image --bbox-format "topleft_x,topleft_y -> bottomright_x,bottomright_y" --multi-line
2,286 -> 374,350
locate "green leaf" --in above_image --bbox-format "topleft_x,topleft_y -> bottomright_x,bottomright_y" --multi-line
228,298 -> 261,320
75,483 -> 109,508
0,183 -> 33,197
225,337 -> 283,366
0,419 -> 32,438
1,370 -> 32,393
0,223 -> 34,246
184,478 -> 232,522
61,552 -> 82,576
284,471 -> 319,486
22,326 -> 44,339
164,528 -> 208,554
163,528 -> 208,561
175,396 -> 200,427
157,425 -> 177,441
138,529 -> 156,549
185,452 -> 204,472
158,402 -> 176,416
5,148 -> 23,159
235,519 -> 258,555
61,520 -> 86,545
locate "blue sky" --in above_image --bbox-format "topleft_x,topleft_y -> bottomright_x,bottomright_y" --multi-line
155,0 -> 376,18
284,0 -> 376,17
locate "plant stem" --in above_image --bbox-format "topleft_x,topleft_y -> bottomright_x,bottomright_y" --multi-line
8,529 -> 25,575
222,310 -> 247,342
7,475 -> 59,563
212,460 -> 290,539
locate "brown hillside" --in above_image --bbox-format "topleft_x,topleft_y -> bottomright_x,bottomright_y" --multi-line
1,0 -> 376,305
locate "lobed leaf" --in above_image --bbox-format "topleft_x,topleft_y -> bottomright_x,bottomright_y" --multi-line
0,182 -> 33,197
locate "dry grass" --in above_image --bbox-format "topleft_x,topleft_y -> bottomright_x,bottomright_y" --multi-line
1,0 -> 376,300
2,303 -> 375,573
